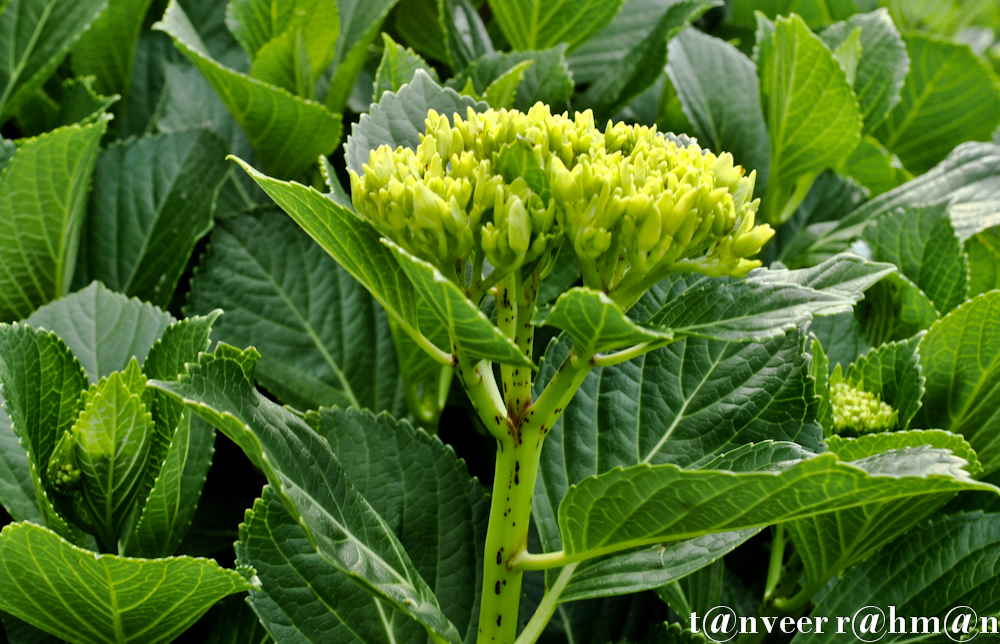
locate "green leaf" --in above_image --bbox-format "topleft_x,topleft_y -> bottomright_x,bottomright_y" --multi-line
70,365 -> 153,548
786,430 -> 976,593
202,594 -> 272,644
71,0 -> 155,102
0,521 -> 248,644
346,68 -> 486,174
861,203 -> 970,315
445,48 -> 573,112
728,0 -> 859,30
666,27 -> 770,195
559,531 -> 757,603
555,443 -> 995,563
0,323 -> 87,538
238,488 -> 422,643
577,0 -> 719,121
24,282 -> 175,383
373,33 -> 438,101
842,334 -> 925,432
820,9 -> 909,134
874,33 -> 1000,174
0,0 -> 110,122
757,14 -> 862,223
149,347 -> 463,643
842,136 -> 908,197
15,76 -> 119,137
914,291 -> 1000,474
809,312 -> 871,370
129,411 -> 215,558
645,254 -> 894,343
774,170 -> 867,263
439,0 -> 493,71
185,209 -> 407,415
787,142 -> 1000,266
829,27 -> 861,86
533,288 -> 673,356
0,393 -> 41,523
482,61 -> 531,110
810,335 -> 833,432
393,0 -> 449,64
0,118 -> 108,322
230,158 -> 451,368
645,622 -> 709,644
154,0 -> 342,179
325,0 -> 401,114
966,228 -> 1000,297
495,137 -> 550,200
793,511 -> 1000,644
487,0 -> 625,51
854,272 -> 939,347
77,129 -> 229,307
655,559 -> 724,623
386,241 -> 534,368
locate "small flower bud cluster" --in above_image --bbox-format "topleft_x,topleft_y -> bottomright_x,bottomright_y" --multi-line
350,103 -> 773,288
831,382 -> 897,433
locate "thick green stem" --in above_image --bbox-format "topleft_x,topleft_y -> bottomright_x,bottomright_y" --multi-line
497,270 -> 538,419
764,525 -> 785,601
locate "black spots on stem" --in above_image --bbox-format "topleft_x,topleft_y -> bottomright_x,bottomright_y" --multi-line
495,581 -> 501,594
497,548 -> 503,565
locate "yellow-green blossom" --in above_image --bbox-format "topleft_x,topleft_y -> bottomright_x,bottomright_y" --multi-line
830,381 -> 897,433
349,103 -> 773,292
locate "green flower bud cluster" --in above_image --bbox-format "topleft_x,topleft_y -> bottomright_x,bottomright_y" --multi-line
830,381 -> 897,434
350,103 -> 773,291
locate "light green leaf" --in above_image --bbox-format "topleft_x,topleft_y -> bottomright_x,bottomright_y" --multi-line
494,137 -> 549,200
0,118 -> 108,322
914,291 -> 1000,474
875,33 -> 1000,174
249,27 -> 314,97
155,0 -> 342,179
785,142 -> 1000,266
238,488 -> 417,643
0,323 -> 87,538
25,282 -> 175,383
533,288 -> 673,357
149,347 -> 463,643
70,365 -> 153,549
842,136 -> 908,197
482,61 -> 531,110
78,129 -> 229,307
645,254 -> 894,343
578,0 -> 719,120
560,531 -> 757,603
129,411 -> 215,558
829,27 -> 861,86
386,241 -> 534,368
793,511 -> 1000,644
185,209 -> 407,415
439,0 -> 493,71
966,228 -> 1000,297
809,335 -> 833,432
757,14 -> 862,223
861,203 -> 970,315
0,392 -> 41,523
854,272 -> 939,347
0,521 -> 248,644
71,0 -> 155,102
842,334 -> 925,432
445,48 -> 573,112
347,68 -> 486,174
820,9 -> 909,134
555,443 -> 995,563
487,0 -> 625,51
230,158 -> 451,368
325,0 -> 401,114
373,33 -> 438,101
0,0 -> 109,122
786,430 -> 976,594
666,27 -> 770,196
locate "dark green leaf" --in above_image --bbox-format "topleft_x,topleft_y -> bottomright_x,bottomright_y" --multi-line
842,136 -> 908,197
0,119 -> 108,322
842,334 -> 925,431
446,48 -> 573,112
186,209 -> 407,415
820,9 -> 909,134
392,0 -> 449,64
666,27 -> 770,196
727,0 -> 858,30
25,282 -> 175,383
150,347 -> 463,643
0,0 -> 110,122
72,0 -> 155,102
854,272 -> 939,347
495,138 -> 550,201
0,522 -> 248,644
439,0 -> 493,71
202,594 -> 272,644
875,34 -> 1000,174
78,128 -> 229,307
914,291 -> 1000,474
966,228 -> 1000,297
487,0 -> 626,51
0,393 -> 41,523
325,0 -> 401,114
373,33 -> 438,101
